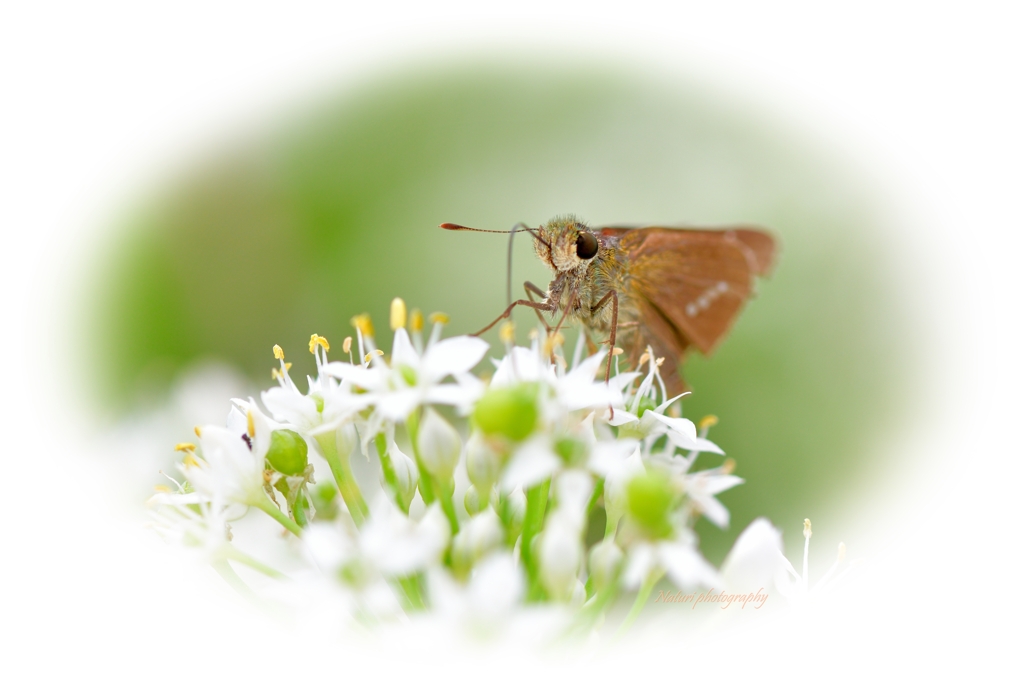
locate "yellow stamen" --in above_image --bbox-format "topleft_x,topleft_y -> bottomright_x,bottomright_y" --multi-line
721,458 -> 736,475
528,328 -> 539,340
351,314 -> 375,338
182,453 -> 200,468
194,426 -> 202,438
174,442 -> 195,452
542,331 -> 566,356
364,349 -> 384,363
309,334 -> 330,353
499,320 -> 515,344
270,362 -> 292,380
837,542 -> 846,562
390,298 -> 407,330
153,485 -> 171,493
342,336 -> 352,354
612,347 -> 624,356
410,309 -> 424,332
247,410 -> 256,438
273,344 -> 285,360
429,312 -> 450,325
803,518 -> 813,539
655,356 -> 665,367
699,415 -> 719,430
638,351 -> 650,366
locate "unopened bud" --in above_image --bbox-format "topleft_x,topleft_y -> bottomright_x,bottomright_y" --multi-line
417,408 -> 462,482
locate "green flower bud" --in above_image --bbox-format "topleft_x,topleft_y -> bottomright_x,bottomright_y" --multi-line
265,429 -> 308,475
626,471 -> 676,539
473,383 -> 539,441
635,396 -> 658,418
554,436 -> 587,467
464,485 -> 488,515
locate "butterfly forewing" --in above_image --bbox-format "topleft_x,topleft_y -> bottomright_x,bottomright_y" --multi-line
609,227 -> 775,356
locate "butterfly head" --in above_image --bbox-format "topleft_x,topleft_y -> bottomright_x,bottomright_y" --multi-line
536,215 -> 600,273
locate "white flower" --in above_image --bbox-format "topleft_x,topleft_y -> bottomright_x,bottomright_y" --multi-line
359,498 -> 451,577
490,340 -> 623,414
148,493 -> 234,559
775,519 -> 853,602
261,336 -> 370,436
721,517 -> 787,593
426,551 -> 528,633
622,532 -> 721,592
181,400 -> 270,508
326,325 -> 487,423
645,454 -> 744,529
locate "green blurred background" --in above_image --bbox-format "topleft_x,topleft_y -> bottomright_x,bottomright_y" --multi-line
87,59 -> 914,563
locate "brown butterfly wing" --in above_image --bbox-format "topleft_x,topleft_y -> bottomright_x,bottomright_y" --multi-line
600,226 -> 776,393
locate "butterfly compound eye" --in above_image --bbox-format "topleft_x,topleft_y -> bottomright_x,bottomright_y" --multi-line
576,231 -> 599,260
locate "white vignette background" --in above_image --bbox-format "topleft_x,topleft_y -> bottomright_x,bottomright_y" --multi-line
2,1 -> 1021,679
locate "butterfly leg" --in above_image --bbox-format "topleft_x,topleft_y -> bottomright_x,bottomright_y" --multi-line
523,281 -> 553,332
473,298 -> 557,337
589,289 -> 619,417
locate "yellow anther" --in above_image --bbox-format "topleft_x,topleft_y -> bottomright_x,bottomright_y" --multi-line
246,410 -> 256,438
351,314 -> 375,338
638,351 -> 650,366
429,312 -> 450,325
309,334 -> 330,354
528,328 -> 539,340
499,320 -> 515,344
721,458 -> 736,475
390,298 -> 407,331
271,368 -> 281,380
194,426 -> 202,438
803,518 -> 813,539
342,336 -> 352,354
364,349 -> 384,363
273,344 -> 285,360
174,442 -> 196,452
837,542 -> 846,562
410,309 -> 424,332
612,347 -> 624,356
655,356 -> 665,367
153,485 -> 171,493
699,415 -> 719,430
182,453 -> 200,468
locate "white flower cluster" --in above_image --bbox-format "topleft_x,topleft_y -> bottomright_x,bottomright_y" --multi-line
148,298 -> 847,635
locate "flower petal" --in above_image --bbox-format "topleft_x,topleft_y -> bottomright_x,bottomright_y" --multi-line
422,336 -> 489,377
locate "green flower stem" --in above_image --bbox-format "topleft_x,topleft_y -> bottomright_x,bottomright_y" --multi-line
396,574 -> 428,612
315,432 -> 369,526
586,478 -> 605,516
220,545 -> 286,579
212,559 -> 257,599
434,478 -> 460,536
405,409 -> 436,505
616,569 -> 664,636
375,433 -> 408,514
567,578 -> 622,638
252,493 -> 304,537
521,479 -> 551,601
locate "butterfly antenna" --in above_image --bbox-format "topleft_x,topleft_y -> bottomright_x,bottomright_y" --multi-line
440,222 -> 543,307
